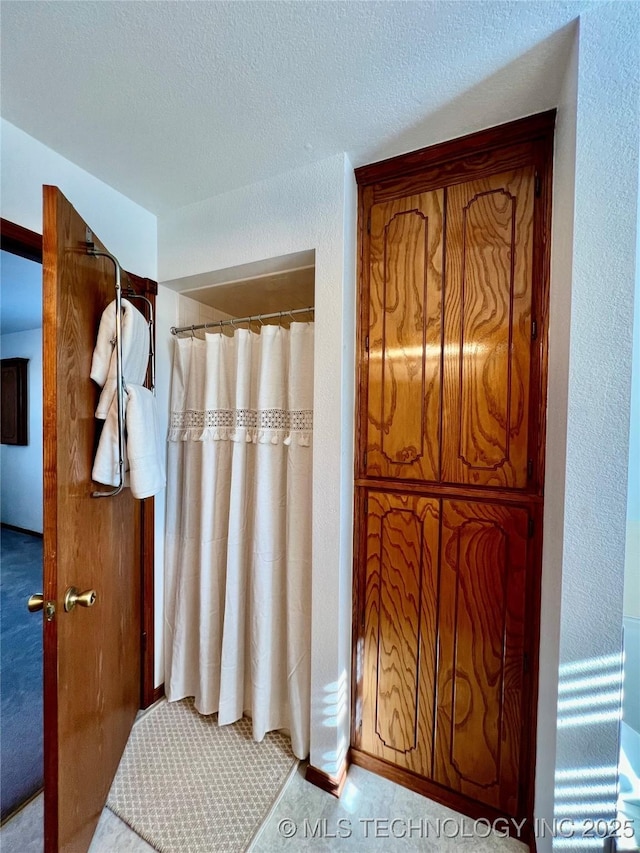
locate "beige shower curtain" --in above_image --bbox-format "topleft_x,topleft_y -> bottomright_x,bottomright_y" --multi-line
164,323 -> 313,759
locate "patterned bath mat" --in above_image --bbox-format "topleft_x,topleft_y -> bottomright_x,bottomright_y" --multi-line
107,698 -> 298,852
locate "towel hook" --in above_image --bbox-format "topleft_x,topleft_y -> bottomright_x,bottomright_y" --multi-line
190,325 -> 195,339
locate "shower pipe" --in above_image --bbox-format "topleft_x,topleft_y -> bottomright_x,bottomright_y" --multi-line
170,306 -> 314,337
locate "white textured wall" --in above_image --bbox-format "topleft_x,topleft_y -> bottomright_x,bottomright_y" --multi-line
552,5 -> 640,848
159,153 -> 356,774
0,328 -> 43,533
535,23 -> 579,851
624,159 -> 640,623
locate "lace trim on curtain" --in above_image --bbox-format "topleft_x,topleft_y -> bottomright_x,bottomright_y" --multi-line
168,408 -> 313,446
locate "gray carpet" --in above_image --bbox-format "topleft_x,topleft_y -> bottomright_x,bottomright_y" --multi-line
107,698 -> 297,852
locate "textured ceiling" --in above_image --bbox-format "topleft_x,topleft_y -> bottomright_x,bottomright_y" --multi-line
0,1 -> 586,214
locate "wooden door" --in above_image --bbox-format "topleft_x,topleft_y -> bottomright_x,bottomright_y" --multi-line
434,500 -> 528,816
365,191 -> 444,482
42,186 -> 141,853
441,168 -> 535,489
360,492 -> 439,776
352,112 -> 554,830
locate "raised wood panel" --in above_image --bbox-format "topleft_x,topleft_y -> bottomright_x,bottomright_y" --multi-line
434,499 -> 528,816
366,192 -> 443,481
360,492 -> 439,776
442,168 -> 534,489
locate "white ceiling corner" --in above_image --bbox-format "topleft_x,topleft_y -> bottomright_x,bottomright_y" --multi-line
0,1 -> 586,215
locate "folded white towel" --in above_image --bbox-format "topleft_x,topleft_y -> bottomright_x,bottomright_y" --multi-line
91,298 -> 150,419
126,384 -> 166,499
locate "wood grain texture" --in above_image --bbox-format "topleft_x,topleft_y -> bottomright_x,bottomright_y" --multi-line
434,500 -> 528,816
0,217 -> 43,262
355,478 -> 544,505
530,135 -> 554,497
442,168 -> 534,488
355,110 -> 555,187
372,143 -> 536,206
360,492 -> 439,776
350,748 -> 535,847
366,192 -> 443,481
43,186 -> 141,853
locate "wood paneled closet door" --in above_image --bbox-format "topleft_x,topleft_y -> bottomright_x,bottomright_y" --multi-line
352,113 -> 554,834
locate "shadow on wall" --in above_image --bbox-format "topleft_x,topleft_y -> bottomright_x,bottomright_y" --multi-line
552,653 -> 623,849
321,670 -> 349,776
618,617 -> 640,851
360,21 -> 577,169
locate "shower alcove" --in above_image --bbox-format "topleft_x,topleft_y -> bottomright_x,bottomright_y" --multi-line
164,250 -> 315,332
161,250 -> 316,762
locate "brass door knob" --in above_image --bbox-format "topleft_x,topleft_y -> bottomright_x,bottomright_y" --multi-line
28,593 -> 44,612
64,587 -> 97,612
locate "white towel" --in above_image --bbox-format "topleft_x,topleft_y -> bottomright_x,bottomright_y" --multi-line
125,384 -> 165,499
91,395 -> 123,488
91,298 -> 150,419
91,385 -> 165,499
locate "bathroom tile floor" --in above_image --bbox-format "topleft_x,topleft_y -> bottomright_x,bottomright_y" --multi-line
0,793 -> 155,853
1,764 -> 527,852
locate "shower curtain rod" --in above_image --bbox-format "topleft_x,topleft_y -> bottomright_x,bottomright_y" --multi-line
170,306 -> 314,336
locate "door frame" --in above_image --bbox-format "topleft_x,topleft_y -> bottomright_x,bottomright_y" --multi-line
0,216 -> 158,709
350,111 -> 555,845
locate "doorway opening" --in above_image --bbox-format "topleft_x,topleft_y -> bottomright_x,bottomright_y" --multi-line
0,247 -> 44,822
